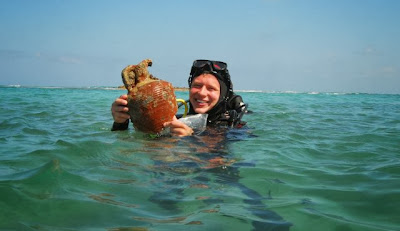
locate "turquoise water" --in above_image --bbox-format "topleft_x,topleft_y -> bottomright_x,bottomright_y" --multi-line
0,86 -> 399,231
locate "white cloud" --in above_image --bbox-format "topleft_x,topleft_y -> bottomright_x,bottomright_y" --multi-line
355,46 -> 382,56
381,66 -> 397,74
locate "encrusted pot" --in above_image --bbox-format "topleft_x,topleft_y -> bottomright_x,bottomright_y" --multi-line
121,59 -> 177,134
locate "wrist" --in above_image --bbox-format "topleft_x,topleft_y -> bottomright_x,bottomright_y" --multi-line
114,118 -> 129,124
111,120 -> 129,131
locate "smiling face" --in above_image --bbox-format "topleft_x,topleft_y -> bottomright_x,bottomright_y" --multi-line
189,73 -> 221,114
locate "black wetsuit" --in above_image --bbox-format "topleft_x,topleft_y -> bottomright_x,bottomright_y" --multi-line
111,93 -> 248,131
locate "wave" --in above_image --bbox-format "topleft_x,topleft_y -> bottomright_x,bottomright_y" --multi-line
235,90 -> 264,93
1,85 -> 398,95
0,85 -> 123,90
1,84 -> 21,88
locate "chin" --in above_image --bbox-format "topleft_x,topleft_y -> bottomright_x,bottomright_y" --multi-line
194,108 -> 209,114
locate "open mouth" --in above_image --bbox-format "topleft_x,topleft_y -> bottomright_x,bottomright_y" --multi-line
195,99 -> 208,107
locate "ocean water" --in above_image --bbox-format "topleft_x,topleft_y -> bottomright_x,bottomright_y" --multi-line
0,86 -> 399,231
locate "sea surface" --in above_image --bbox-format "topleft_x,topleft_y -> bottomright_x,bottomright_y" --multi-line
0,86 -> 399,231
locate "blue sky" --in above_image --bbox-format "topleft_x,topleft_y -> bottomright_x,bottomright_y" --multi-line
1,0 -> 399,93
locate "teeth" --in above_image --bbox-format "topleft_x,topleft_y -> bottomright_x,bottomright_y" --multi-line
197,100 -> 206,103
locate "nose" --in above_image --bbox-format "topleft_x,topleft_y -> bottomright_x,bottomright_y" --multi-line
198,86 -> 207,96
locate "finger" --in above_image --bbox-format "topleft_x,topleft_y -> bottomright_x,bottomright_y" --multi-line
164,116 -> 178,127
170,120 -> 187,128
171,127 -> 193,137
168,122 -> 193,136
115,112 -> 130,121
117,105 -> 129,112
169,127 -> 185,136
163,121 -> 171,128
120,94 -> 128,100
112,104 -> 128,114
118,113 -> 131,120
115,98 -> 128,106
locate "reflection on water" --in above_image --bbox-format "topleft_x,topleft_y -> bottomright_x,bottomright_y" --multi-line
130,127 -> 292,230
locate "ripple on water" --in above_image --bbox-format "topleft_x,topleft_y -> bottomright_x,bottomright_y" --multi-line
1,89 -> 400,230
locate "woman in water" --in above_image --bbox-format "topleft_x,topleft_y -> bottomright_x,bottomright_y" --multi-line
111,59 -> 248,136
111,60 -> 293,230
